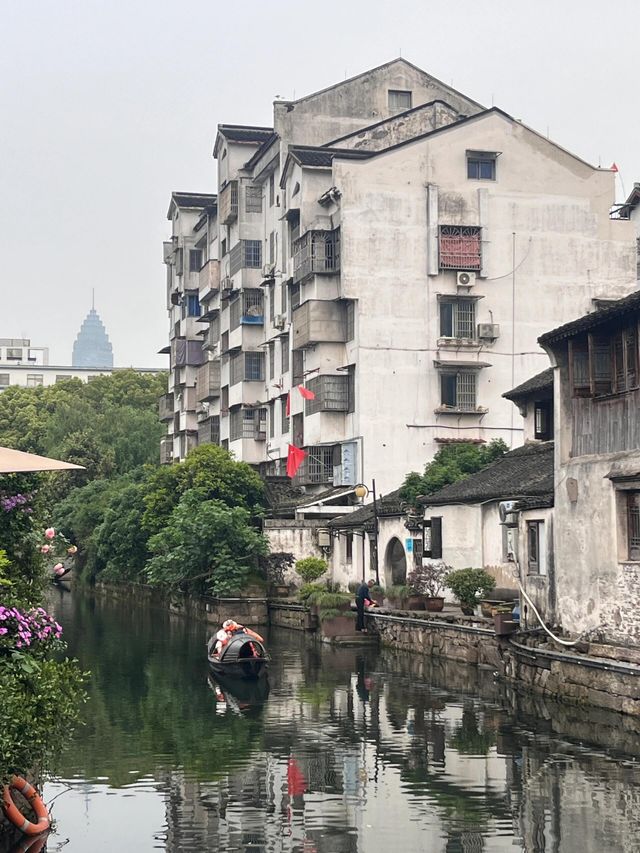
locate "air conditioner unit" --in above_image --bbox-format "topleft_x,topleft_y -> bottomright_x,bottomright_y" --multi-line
316,528 -> 332,548
262,263 -> 276,279
274,314 -> 286,330
457,271 -> 476,287
477,323 -> 500,340
499,500 -> 519,526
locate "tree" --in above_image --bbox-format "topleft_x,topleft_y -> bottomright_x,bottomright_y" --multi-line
400,440 -> 509,506
146,492 -> 268,595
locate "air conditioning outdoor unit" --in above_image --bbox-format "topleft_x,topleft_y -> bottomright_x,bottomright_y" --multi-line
477,323 -> 500,340
316,528 -> 332,548
457,271 -> 476,287
262,263 -> 276,279
499,500 -> 519,527
274,314 -> 286,330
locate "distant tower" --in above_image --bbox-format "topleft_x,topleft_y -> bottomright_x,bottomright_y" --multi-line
72,293 -> 114,368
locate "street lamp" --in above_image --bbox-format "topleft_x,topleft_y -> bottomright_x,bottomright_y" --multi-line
354,480 -> 380,586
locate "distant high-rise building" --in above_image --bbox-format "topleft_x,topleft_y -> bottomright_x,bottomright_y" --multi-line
72,303 -> 113,368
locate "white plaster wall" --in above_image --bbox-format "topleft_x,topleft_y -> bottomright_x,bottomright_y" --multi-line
427,504 -> 484,570
264,521 -> 326,586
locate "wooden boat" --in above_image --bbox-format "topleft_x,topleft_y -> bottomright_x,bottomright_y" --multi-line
207,631 -> 269,679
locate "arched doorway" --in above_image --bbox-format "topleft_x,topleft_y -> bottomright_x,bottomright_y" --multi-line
385,537 -> 407,586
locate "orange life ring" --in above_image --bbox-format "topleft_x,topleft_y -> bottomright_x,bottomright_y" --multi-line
2,775 -> 50,836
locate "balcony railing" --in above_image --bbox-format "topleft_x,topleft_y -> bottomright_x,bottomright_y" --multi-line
305,375 -> 349,415
219,180 -> 238,225
159,393 -> 174,421
198,415 -> 220,445
292,300 -> 347,349
292,229 -> 340,284
439,226 -> 482,271
198,259 -> 220,295
293,446 -> 335,485
197,360 -> 221,401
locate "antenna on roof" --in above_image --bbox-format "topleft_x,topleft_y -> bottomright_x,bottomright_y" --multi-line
92,288 -> 95,310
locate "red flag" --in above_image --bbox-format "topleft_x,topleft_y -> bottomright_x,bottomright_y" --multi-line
298,384 -> 316,400
286,444 -> 306,478
287,757 -> 307,796
611,162 -> 619,172
286,392 -> 290,417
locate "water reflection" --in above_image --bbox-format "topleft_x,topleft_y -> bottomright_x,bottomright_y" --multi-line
16,591 -> 640,852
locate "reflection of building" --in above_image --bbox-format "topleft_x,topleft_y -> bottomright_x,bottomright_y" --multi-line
72,305 -> 114,368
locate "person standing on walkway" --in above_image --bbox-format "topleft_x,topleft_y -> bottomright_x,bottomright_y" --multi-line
356,579 -> 376,632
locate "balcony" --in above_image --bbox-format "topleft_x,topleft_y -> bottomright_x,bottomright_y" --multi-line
293,446 -> 335,485
159,393 -> 174,421
197,360 -> 221,402
201,322 -> 220,352
160,436 -> 173,465
199,259 -> 220,298
219,180 -> 238,225
293,229 -> 340,284
229,289 -> 264,330
292,300 -> 347,349
229,407 -> 268,442
439,226 -> 482,271
305,374 -> 349,415
171,338 -> 204,368
198,415 -> 220,445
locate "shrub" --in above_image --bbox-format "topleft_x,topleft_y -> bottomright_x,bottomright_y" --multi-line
295,557 -> 327,584
262,552 -> 294,586
446,568 -> 496,608
298,583 -> 326,603
407,561 -> 450,598
386,585 -> 411,601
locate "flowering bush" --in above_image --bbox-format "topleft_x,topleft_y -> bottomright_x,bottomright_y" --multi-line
0,605 -> 63,652
39,527 -> 77,578
0,492 -> 34,513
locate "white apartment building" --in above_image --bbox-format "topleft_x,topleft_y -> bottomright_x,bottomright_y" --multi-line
162,58 -> 637,495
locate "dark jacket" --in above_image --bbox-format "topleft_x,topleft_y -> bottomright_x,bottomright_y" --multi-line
356,583 -> 373,603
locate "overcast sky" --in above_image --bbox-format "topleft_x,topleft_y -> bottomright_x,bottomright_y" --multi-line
2,0 -> 638,367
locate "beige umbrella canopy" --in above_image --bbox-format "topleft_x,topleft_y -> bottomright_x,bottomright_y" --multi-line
0,446 -> 85,474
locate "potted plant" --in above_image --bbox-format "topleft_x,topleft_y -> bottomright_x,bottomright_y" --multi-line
386,585 -> 411,609
370,584 -> 386,606
295,556 -> 328,584
263,551 -> 294,597
446,568 -> 496,616
407,561 -> 450,612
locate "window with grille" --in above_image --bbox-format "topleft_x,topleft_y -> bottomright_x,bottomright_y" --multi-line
345,300 -> 355,341
281,396 -> 290,434
440,299 -> 476,339
269,231 -> 275,265
269,283 -> 275,322
347,365 -> 355,414
189,249 -> 203,272
229,240 -> 262,275
269,401 -> 275,438
388,89 -> 412,111
440,371 -> 477,411
0,373 -> 9,387
245,351 -> 264,381
269,173 -> 275,207
245,185 -> 262,214
305,374 -> 349,415
281,334 -> 289,374
534,401 -> 553,440
291,283 -> 301,311
527,522 -> 540,573
628,493 -> 640,560
230,297 -> 241,330
281,281 -> 288,314
221,385 -> 229,411
26,374 -> 43,387
242,289 -> 263,323
230,407 -> 260,441
439,226 -> 482,271
221,331 -> 229,353
296,446 -> 334,484
186,292 -> 201,317
292,229 -> 340,283
467,152 -> 497,180
570,327 -> 639,397
292,349 -> 304,386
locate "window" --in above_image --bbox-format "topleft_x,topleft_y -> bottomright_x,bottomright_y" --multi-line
221,331 -> 229,354
229,240 -> 262,275
345,300 -> 355,342
221,238 -> 227,257
245,351 -> 264,382
269,401 -> 275,438
305,374 -> 350,415
230,291 -> 264,330
292,349 -> 304,386
281,396 -> 290,434
0,373 -> 9,387
175,248 -> 184,276
570,326 -> 639,398
26,374 -> 43,387
269,173 -> 275,207
281,281 -> 288,314
439,226 -> 482,270
424,517 -> 442,559
55,375 -> 72,383
440,299 -> 476,339
189,249 -> 203,272
269,342 -> 275,379
347,365 -> 356,414
281,335 -> 290,374
186,292 -> 201,317
440,371 -> 477,411
221,385 -> 229,411
269,283 -> 275,322
245,185 -> 262,214
269,231 -> 275,265
388,89 -> 412,111
628,493 -> 640,560
534,401 -> 553,440
293,229 -> 340,283
527,521 -> 546,575
345,532 -> 353,563
291,283 -> 301,311
467,152 -> 497,180
6,348 -> 22,360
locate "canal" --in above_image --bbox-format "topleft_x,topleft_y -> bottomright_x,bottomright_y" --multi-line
30,591 -> 640,851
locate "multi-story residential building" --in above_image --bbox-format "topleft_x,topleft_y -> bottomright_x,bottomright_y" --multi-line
161,192 -> 218,464
0,338 -> 49,366
163,59 -> 637,496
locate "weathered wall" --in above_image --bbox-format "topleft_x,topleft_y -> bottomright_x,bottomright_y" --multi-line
264,519 -> 325,585
330,100 -> 460,151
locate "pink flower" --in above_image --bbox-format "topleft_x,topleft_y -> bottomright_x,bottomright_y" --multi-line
40,545 -> 50,554
44,527 -> 56,540
67,545 -> 78,555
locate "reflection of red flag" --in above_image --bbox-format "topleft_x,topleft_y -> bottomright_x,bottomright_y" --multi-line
611,162 -> 619,172
286,444 -> 306,478
287,757 -> 307,796
298,384 -> 315,400
286,392 -> 290,417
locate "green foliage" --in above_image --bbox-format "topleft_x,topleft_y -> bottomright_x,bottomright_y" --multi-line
146,492 -> 268,595
297,583 -> 326,602
262,552 -> 294,586
400,439 -> 509,507
407,561 -> 450,598
386,585 -> 411,601
295,557 -> 328,583
446,568 -> 496,608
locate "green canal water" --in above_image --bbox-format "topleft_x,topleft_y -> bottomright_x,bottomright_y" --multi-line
14,590 -> 640,852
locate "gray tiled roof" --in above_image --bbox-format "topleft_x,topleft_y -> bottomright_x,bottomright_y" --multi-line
328,489 -> 405,530
503,368 -> 553,401
539,290 -> 640,346
170,192 -> 217,209
420,441 -> 554,506
290,146 -> 374,168
218,125 -> 274,143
